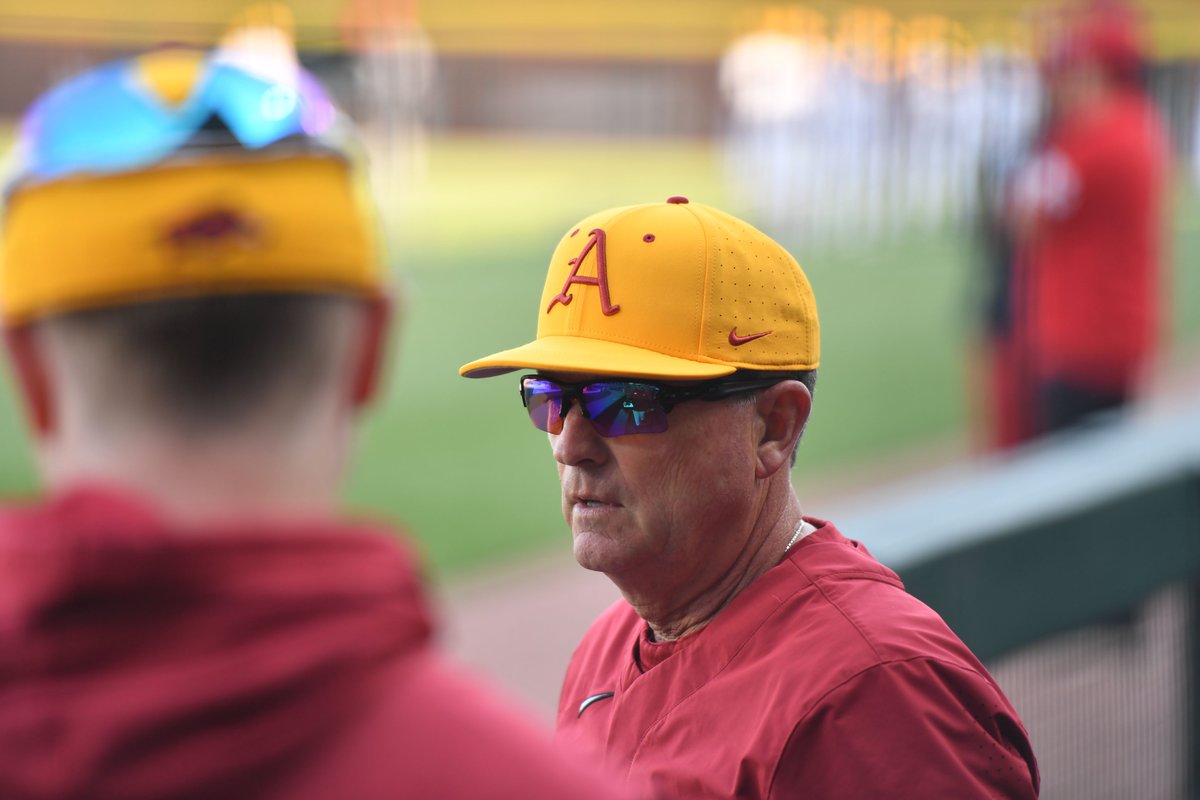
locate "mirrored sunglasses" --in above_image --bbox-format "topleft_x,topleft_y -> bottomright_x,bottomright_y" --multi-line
12,52 -> 342,186
519,375 -> 783,438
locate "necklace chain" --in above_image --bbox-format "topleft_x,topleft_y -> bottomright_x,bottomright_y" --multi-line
784,520 -> 807,554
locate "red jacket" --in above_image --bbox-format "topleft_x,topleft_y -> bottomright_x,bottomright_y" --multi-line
557,521 -> 1039,799
0,486 -> 631,800
1022,90 -> 1168,390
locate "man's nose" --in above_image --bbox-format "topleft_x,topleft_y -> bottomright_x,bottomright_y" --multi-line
551,401 -> 608,466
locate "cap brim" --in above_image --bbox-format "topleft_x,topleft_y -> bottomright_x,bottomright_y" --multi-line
460,335 -> 737,380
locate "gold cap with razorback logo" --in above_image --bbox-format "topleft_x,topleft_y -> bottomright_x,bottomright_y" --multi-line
460,196 -> 819,379
1,156 -> 379,324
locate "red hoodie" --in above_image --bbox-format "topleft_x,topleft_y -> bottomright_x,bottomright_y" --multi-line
0,486 -> 631,800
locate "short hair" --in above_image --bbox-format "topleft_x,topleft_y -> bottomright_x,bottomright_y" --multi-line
787,369 -> 816,466
728,369 -> 817,467
40,292 -> 360,433
730,368 -> 817,399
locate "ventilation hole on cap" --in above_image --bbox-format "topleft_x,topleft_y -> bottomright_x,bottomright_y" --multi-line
643,233 -> 655,243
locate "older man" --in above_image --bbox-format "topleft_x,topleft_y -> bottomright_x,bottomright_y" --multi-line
461,197 -> 1040,798
0,49 -> 630,800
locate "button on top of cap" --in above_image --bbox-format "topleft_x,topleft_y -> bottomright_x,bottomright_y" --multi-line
666,196 -> 689,204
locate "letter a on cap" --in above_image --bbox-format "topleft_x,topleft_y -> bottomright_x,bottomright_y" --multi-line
547,228 -> 620,316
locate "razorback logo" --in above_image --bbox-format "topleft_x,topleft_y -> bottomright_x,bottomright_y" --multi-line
164,208 -> 260,250
547,228 -> 620,316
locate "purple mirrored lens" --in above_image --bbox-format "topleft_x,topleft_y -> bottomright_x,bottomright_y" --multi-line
522,379 -> 564,434
581,382 -> 669,436
522,379 -> 671,437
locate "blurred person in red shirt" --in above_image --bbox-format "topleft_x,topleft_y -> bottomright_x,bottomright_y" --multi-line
1009,1 -> 1169,438
0,48 -> 634,800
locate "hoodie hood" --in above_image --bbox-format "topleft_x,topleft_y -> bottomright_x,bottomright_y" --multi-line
0,486 -> 432,800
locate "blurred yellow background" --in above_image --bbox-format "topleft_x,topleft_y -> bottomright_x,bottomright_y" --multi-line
3,0 -> 1200,57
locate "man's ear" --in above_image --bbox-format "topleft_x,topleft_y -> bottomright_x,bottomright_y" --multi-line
3,325 -> 55,437
349,295 -> 392,409
754,380 -> 812,479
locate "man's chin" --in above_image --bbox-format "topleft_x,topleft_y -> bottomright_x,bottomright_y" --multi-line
571,530 -> 627,575
572,536 -> 607,573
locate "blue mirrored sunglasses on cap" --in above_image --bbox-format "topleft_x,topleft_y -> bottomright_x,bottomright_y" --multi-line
13,50 -> 341,185
519,375 -> 783,437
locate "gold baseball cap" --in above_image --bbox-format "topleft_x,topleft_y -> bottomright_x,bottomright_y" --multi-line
460,197 -> 819,379
1,156 -> 378,324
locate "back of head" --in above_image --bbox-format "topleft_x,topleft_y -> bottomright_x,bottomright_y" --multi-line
1,46 -> 385,437
41,293 -> 362,435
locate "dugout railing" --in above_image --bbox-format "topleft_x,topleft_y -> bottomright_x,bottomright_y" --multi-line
834,405 -> 1200,799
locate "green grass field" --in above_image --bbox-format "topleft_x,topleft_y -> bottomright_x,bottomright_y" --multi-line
1,134 -> 1197,576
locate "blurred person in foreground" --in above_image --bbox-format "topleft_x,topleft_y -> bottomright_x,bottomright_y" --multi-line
460,197 -> 1040,798
1009,1 -> 1168,439
0,49 -> 632,800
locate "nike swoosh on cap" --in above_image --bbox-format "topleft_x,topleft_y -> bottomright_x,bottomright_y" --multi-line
729,327 -> 773,346
578,691 -> 616,717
